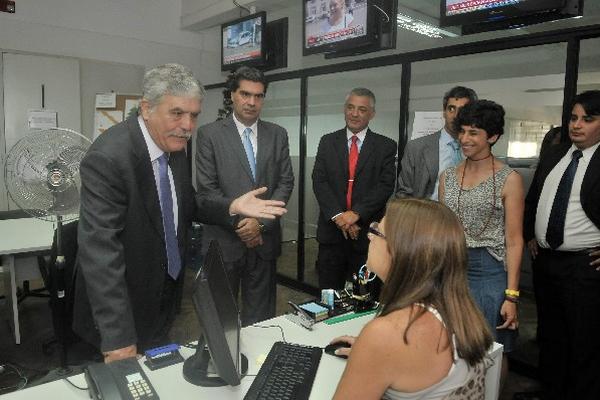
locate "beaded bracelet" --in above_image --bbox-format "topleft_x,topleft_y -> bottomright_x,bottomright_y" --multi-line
505,295 -> 519,304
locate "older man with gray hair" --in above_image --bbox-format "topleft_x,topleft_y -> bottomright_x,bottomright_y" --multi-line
73,64 -> 286,363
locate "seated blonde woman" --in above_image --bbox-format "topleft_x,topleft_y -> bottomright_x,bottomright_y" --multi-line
332,198 -> 493,399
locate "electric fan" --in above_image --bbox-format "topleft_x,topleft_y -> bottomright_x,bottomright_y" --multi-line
4,127 -> 91,371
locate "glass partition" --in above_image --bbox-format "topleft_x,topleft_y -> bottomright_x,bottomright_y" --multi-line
408,44 -> 567,163
577,38 -> 600,94
305,66 -> 401,287
260,79 -> 302,282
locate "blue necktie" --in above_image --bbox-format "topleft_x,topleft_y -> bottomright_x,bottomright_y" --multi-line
242,127 -> 256,181
450,140 -> 462,165
157,153 -> 181,279
546,149 -> 583,249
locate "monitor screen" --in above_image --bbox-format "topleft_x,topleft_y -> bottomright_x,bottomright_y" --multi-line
182,241 -> 248,387
440,0 -> 566,27
221,12 -> 266,71
303,0 -> 374,55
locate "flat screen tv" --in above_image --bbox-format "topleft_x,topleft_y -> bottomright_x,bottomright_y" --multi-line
182,241 -> 248,387
221,12 -> 266,71
439,0 -> 568,27
303,0 -> 376,56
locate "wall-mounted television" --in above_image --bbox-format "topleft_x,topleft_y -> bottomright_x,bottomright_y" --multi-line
439,0 -> 582,31
221,11 -> 266,71
303,0 -> 397,58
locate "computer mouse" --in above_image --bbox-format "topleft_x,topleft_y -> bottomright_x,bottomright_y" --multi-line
324,342 -> 351,359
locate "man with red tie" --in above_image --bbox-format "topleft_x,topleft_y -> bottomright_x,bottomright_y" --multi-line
312,88 -> 397,290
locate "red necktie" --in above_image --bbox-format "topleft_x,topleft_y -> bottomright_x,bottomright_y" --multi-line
346,135 -> 359,210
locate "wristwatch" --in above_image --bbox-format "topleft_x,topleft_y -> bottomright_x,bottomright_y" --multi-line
258,223 -> 266,233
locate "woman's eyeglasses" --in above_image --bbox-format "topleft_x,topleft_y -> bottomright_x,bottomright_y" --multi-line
368,221 -> 385,239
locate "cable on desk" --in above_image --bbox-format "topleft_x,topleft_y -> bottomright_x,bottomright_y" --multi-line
63,377 -> 87,391
0,363 -> 28,392
250,324 -> 287,343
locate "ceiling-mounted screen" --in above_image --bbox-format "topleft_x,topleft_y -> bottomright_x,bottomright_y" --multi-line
303,0 -> 375,56
439,0 -> 567,27
221,12 -> 266,71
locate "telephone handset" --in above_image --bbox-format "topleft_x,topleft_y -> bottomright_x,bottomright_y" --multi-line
84,357 -> 159,400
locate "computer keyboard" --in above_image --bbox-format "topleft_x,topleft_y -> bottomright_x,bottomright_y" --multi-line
243,341 -> 323,400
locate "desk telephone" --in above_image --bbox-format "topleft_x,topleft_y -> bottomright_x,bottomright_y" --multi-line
84,357 -> 159,400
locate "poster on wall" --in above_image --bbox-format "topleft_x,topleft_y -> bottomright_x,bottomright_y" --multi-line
27,109 -> 58,129
411,111 -> 444,140
94,110 -> 123,139
92,94 -> 142,140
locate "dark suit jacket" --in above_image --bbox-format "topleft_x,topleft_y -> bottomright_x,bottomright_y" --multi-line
524,143 -> 600,242
312,128 -> 397,252
72,116 -> 228,352
195,116 -> 294,262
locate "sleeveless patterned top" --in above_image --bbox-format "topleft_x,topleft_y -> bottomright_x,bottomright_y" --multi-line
442,164 -> 513,261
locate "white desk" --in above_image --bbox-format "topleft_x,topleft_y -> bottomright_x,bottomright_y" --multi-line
0,217 -> 56,344
0,313 -> 503,399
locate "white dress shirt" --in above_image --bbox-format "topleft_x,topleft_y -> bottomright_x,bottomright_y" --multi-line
535,142 -> 600,250
138,116 -> 178,231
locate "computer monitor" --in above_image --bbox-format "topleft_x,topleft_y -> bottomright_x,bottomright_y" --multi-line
182,241 -> 248,387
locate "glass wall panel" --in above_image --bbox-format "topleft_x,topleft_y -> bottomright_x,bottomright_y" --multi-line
408,44 -> 567,163
260,79 -> 301,281
305,66 -> 401,287
577,38 -> 600,94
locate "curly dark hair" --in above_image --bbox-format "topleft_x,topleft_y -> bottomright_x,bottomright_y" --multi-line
453,99 -> 505,143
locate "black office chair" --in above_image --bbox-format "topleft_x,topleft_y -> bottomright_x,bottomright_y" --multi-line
0,209 -> 51,302
39,220 -> 80,370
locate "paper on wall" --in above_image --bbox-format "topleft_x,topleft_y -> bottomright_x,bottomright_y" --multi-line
411,111 -> 444,140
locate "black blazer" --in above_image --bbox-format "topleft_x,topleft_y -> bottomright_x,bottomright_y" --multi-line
524,143 -> 600,242
73,116 -> 198,352
312,128 -> 397,251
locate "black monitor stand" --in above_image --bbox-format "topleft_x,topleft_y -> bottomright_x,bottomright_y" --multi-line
182,337 -> 248,387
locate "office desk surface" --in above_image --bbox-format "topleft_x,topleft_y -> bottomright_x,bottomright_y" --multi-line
0,313 -> 502,399
0,218 -> 55,255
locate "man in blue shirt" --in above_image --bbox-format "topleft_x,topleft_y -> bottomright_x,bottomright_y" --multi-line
395,86 -> 477,200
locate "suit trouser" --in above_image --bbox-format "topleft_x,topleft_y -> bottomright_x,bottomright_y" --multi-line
316,241 -> 367,290
224,250 -> 276,326
138,274 -> 179,352
535,248 -> 600,400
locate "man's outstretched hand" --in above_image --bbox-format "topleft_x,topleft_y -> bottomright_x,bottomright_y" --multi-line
229,187 -> 287,219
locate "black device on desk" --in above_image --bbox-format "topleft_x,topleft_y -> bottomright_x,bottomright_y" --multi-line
182,241 -> 248,387
244,341 -> 322,400
84,357 -> 159,400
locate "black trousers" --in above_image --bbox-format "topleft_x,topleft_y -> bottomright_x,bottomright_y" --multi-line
535,248 -> 600,400
224,250 -> 276,326
316,241 -> 367,290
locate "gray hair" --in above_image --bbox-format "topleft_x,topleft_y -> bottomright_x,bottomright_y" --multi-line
345,87 -> 376,110
142,63 -> 205,109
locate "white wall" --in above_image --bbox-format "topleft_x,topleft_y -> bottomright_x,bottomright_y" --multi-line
0,0 -> 219,82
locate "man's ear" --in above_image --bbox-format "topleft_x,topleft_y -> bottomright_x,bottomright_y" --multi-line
139,99 -> 151,119
488,134 -> 499,145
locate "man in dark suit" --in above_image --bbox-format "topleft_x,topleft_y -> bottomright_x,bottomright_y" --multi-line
312,88 -> 397,290
73,64 -> 287,363
196,66 -> 294,326
395,86 -> 477,200
524,90 -> 600,399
